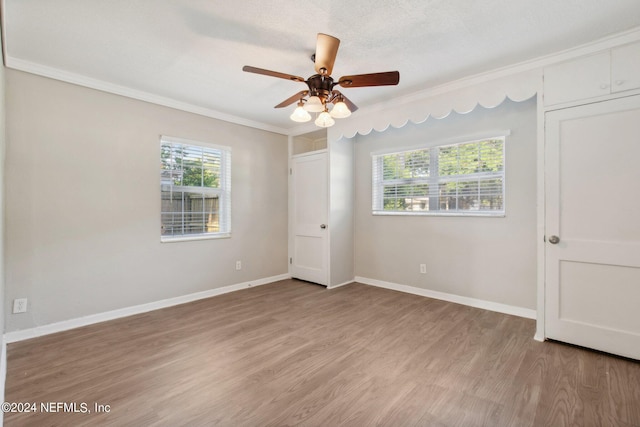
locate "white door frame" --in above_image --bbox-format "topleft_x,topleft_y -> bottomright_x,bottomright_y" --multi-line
535,91 -> 547,342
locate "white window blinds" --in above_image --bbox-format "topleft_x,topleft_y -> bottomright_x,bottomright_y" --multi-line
372,136 -> 505,216
160,136 -> 231,240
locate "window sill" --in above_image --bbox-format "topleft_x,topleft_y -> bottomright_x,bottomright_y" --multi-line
372,211 -> 505,218
161,233 -> 231,243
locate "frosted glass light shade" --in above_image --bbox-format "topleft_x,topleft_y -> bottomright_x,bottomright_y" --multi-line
330,101 -> 351,118
304,96 -> 324,112
290,105 -> 311,122
315,111 -> 335,127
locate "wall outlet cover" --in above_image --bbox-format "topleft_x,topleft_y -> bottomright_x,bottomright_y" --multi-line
13,298 -> 28,314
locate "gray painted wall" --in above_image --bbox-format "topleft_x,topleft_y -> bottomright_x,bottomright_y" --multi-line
328,132 -> 354,287
354,98 -> 537,309
0,38 -> 6,356
5,70 -> 288,332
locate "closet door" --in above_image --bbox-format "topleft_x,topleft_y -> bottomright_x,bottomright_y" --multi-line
544,95 -> 640,359
290,151 -> 328,285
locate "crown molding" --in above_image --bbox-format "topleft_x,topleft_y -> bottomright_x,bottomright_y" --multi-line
4,56 -> 291,135
392,26 -> 640,107
6,25 -> 640,138
322,26 -> 640,139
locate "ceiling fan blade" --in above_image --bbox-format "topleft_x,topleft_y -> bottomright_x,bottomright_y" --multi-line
242,65 -> 305,82
314,33 -> 340,76
338,71 -> 400,88
332,90 -> 358,112
274,90 -> 309,108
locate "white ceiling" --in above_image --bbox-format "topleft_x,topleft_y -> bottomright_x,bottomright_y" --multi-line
3,0 -> 640,133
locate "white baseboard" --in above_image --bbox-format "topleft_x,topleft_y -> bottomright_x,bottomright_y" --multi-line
4,273 -> 291,344
327,279 -> 355,289
355,276 -> 537,320
3,274 -> 536,344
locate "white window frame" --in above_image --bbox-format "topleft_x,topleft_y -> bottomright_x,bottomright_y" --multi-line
160,136 -> 231,242
372,132 -> 508,217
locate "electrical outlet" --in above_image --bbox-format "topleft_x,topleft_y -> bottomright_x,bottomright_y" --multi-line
13,298 -> 28,314
235,260 -> 242,270
420,264 -> 427,274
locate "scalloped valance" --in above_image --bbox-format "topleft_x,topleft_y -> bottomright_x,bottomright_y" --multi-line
330,68 -> 542,140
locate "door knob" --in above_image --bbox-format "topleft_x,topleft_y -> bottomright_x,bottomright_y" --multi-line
320,224 -> 327,229
548,235 -> 560,244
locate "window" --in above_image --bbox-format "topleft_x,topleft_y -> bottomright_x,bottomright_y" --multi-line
160,136 -> 231,241
372,136 -> 505,216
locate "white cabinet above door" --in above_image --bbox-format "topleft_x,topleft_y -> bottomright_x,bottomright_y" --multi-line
611,41 -> 640,94
543,52 -> 610,106
544,40 -> 640,107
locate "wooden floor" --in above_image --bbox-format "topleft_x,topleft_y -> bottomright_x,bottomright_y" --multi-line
4,280 -> 640,426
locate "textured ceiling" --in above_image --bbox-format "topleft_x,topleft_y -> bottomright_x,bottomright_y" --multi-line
3,0 -> 640,133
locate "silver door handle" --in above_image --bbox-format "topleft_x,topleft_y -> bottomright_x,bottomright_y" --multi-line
548,235 -> 560,244
320,224 -> 327,229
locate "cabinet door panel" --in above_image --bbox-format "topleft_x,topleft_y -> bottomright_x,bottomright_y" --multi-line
611,41 -> 640,93
544,52 -> 610,106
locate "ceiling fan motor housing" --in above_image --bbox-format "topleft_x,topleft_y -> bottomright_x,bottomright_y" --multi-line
306,74 -> 335,103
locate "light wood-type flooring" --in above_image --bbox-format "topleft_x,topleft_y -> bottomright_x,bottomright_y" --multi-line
4,280 -> 640,426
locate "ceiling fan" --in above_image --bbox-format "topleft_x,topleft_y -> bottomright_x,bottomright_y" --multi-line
243,33 -> 400,127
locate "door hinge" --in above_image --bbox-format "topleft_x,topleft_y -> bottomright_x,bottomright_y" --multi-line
290,257 -> 292,264
289,168 -> 292,175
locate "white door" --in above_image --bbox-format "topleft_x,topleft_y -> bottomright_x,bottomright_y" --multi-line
291,152 -> 328,285
545,95 -> 640,360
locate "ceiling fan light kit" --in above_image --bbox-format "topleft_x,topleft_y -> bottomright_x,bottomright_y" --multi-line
243,33 -> 400,128
329,100 -> 352,119
315,110 -> 335,128
290,102 -> 312,123
303,95 -> 324,112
